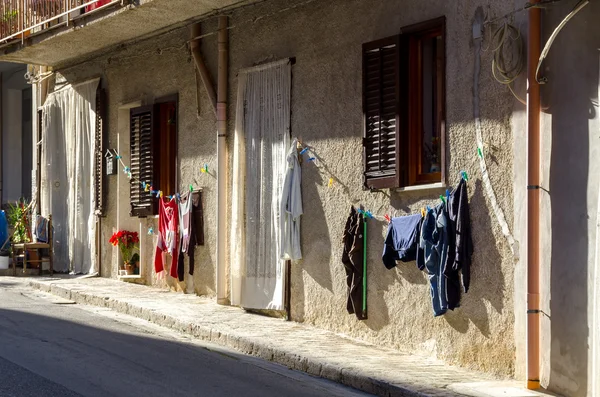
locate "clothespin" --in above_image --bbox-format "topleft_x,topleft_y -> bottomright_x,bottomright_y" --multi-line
156,190 -> 161,198
440,195 -> 446,204
300,147 -> 309,155
145,184 -> 150,192
190,184 -> 194,192
201,164 -> 209,173
308,157 -> 316,162
176,193 -> 180,201
446,189 -> 450,203
115,155 -> 122,160
365,210 -> 373,219
147,227 -> 154,235
477,147 -> 483,158
426,206 -> 431,212
160,191 -> 164,198
127,172 -> 132,179
167,195 -> 173,200
384,214 -> 391,223
328,178 -> 334,188
123,166 -> 130,174
462,171 -> 469,181
421,207 -> 426,217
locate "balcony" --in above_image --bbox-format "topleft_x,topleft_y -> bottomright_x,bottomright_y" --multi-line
0,0 -> 255,67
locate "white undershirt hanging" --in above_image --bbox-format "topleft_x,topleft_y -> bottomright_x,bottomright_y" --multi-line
280,138 -> 302,260
230,59 -> 291,310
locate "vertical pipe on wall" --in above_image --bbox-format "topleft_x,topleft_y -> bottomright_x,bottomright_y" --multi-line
216,15 -> 229,304
526,0 -> 542,390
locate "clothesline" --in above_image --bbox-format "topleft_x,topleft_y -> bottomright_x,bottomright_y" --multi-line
112,150 -> 203,201
346,171 -> 469,224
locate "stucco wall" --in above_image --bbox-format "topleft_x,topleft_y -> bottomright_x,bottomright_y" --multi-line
54,0 -> 519,378
512,2 -> 600,396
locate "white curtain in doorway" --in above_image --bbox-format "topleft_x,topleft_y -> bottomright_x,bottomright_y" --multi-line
231,59 -> 291,310
41,78 -> 99,274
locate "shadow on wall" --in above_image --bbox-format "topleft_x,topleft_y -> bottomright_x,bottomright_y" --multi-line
363,216 -> 393,331
291,159 -> 332,322
444,179 -> 505,337
545,1 -> 600,395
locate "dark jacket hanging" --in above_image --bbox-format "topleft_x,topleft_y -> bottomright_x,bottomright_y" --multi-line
342,206 -> 367,320
444,178 -> 473,309
177,191 -> 205,281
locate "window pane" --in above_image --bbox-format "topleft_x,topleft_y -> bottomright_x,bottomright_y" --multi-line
421,34 -> 443,175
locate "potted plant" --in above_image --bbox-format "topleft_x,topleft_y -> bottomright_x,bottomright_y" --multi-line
109,230 -> 139,275
6,199 -> 38,268
0,9 -> 31,39
424,136 -> 441,173
7,199 -> 31,245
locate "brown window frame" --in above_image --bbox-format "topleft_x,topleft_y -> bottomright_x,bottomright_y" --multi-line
129,94 -> 178,217
362,16 -> 446,190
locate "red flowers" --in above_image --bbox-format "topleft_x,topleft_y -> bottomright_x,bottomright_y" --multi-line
109,230 -> 139,263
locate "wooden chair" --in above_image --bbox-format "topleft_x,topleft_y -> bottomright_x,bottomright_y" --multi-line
12,215 -> 54,276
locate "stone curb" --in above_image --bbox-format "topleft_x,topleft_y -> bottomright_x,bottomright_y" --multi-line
28,280 -> 436,397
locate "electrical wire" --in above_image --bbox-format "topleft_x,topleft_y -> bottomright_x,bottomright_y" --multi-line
535,0 -> 590,84
484,0 -> 565,26
491,22 -> 526,105
187,0 -> 320,43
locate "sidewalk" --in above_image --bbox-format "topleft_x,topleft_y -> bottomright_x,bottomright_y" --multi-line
25,276 -> 556,397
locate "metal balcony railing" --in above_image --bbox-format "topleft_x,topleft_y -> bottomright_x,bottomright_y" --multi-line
0,0 -> 120,43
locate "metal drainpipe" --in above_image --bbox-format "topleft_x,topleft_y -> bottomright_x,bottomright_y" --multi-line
527,0 -> 542,389
216,15 -> 229,304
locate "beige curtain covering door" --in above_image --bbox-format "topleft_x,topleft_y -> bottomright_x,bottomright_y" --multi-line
41,78 -> 99,274
231,59 -> 291,310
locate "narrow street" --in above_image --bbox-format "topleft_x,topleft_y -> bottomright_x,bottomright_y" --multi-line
0,280 -> 369,397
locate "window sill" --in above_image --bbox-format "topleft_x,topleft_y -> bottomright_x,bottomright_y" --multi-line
395,182 -> 446,193
118,275 -> 142,281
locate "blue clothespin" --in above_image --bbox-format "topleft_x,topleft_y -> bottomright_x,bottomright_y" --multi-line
176,193 -> 180,201
365,210 -> 373,219
426,206 -> 431,212
446,189 -> 450,203
147,227 -> 154,235
115,155 -> 122,160
167,195 -> 173,200
308,157 -> 316,162
156,190 -> 161,198
300,147 -> 309,155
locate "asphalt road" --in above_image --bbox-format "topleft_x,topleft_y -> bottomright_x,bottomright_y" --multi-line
0,280 -> 370,397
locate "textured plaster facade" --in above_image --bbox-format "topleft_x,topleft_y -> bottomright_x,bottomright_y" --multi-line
50,0 -> 520,379
513,2 -> 600,396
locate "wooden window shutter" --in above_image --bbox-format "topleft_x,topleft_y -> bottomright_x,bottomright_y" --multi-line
94,88 -> 106,216
130,105 -> 156,217
362,35 -> 401,189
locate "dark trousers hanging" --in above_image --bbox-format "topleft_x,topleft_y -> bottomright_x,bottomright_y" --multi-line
342,207 -> 367,320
